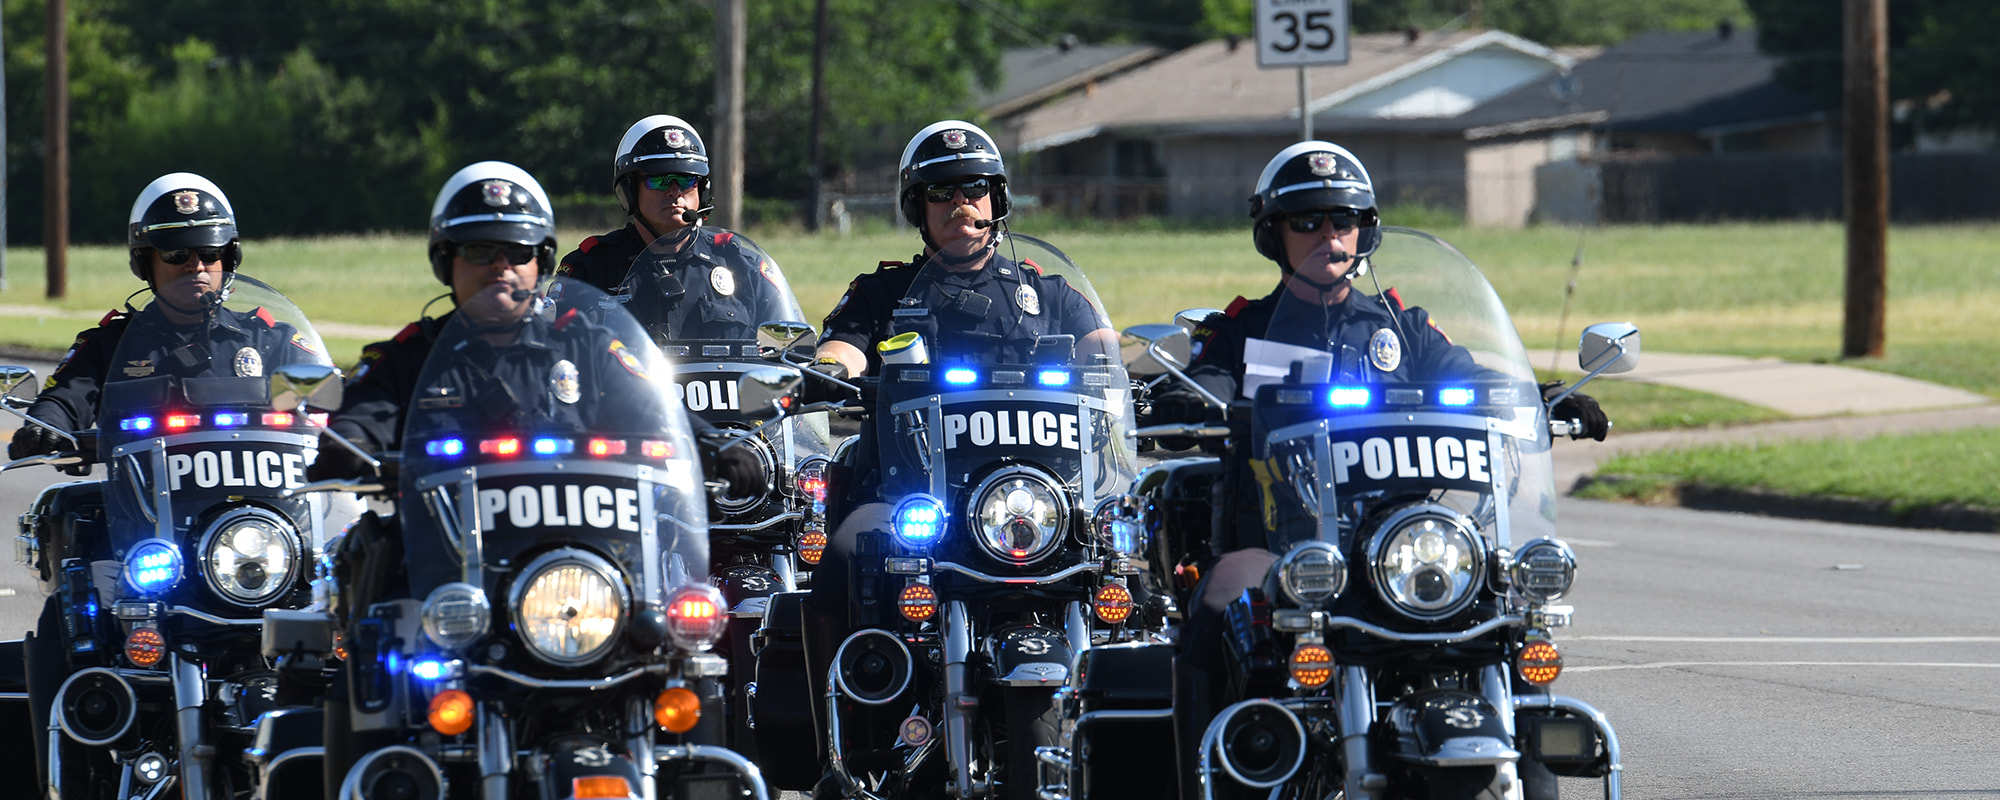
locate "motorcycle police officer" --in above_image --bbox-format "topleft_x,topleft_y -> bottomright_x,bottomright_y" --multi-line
795,120 -> 1116,778
1149,141 -> 1610,800
558,114 -> 790,341
308,161 -> 762,489
10,172 -> 314,462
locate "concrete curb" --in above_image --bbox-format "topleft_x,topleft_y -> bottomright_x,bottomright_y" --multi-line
1572,475 -> 2000,534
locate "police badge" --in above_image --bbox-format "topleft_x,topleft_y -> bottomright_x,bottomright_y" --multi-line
171,190 -> 202,215
664,128 -> 689,149
1308,152 -> 1338,177
709,266 -> 736,296
481,180 -> 512,207
234,347 -> 263,377
1368,328 -> 1402,372
1015,283 -> 1040,315
551,359 -> 581,404
942,130 -> 968,150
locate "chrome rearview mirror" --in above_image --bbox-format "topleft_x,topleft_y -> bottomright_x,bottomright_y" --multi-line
737,366 -> 804,421
269,363 -> 344,413
0,365 -> 36,395
1174,308 -> 1222,334
1578,322 -> 1640,376
758,320 -> 818,354
1121,324 -> 1190,374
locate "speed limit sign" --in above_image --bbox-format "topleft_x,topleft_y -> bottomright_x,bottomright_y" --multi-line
1255,0 -> 1349,68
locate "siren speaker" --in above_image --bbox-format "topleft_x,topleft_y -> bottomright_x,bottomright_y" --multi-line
1212,699 -> 1306,789
55,668 -> 138,746
340,745 -> 445,800
832,628 -> 913,706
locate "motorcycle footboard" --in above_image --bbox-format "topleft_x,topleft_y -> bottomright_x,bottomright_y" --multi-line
655,743 -> 773,800
1514,693 -> 1622,800
746,591 -> 818,790
1054,643 -> 1176,800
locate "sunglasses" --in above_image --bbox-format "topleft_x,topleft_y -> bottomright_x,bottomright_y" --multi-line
158,247 -> 227,265
457,242 -> 538,266
643,174 -> 701,192
1285,210 -> 1373,234
924,178 -> 993,204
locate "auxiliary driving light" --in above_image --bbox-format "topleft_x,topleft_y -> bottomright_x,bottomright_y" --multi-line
1517,639 -> 1563,686
892,495 -> 946,548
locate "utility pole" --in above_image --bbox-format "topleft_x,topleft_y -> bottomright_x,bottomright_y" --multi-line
712,0 -> 746,231
1841,0 -> 1888,359
805,0 -> 830,232
2,19 -> 10,290
45,0 -> 68,299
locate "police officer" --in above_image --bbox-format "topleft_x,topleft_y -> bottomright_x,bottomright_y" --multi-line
794,120 -> 1116,777
558,114 -> 790,342
9,173 -> 311,462
309,161 -> 763,491
1151,141 -> 1609,800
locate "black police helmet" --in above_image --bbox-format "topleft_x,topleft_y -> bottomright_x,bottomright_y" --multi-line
126,173 -> 242,280
613,114 -> 712,222
1249,141 -> 1381,266
897,120 -> 1010,231
427,161 -> 558,286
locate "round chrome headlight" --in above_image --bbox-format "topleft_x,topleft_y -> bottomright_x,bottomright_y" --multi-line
969,468 -> 1067,565
1274,541 -> 1347,607
712,432 -> 777,516
1509,538 -> 1577,603
422,582 -> 492,652
1368,505 -> 1485,621
511,549 -> 628,666
199,509 -> 299,607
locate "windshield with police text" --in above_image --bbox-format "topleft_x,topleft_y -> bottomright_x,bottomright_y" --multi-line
399,277 -> 709,595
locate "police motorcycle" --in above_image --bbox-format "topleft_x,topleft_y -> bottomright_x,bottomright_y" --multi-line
1039,228 -> 1629,800
0,275 -> 343,800
290,277 -> 771,800
750,232 -> 1151,800
616,227 -> 833,755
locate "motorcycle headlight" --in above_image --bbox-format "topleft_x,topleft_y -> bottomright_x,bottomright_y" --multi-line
1368,505 -> 1485,622
970,468 -> 1066,565
1273,541 -> 1347,607
422,582 -> 492,652
511,549 -> 628,666
199,509 -> 298,607
1509,538 -> 1576,603
712,433 -> 777,516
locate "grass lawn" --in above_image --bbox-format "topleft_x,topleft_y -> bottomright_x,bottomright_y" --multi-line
1576,426 -> 2000,513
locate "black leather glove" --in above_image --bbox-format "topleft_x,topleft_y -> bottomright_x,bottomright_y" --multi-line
1541,381 -> 1609,441
9,425 -> 65,460
307,434 -> 375,481
700,435 -> 770,498
801,359 -> 855,405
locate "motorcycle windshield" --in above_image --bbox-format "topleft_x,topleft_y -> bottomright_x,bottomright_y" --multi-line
874,232 -> 1137,561
1249,227 -> 1556,553
97,273 -> 334,609
397,278 -> 709,600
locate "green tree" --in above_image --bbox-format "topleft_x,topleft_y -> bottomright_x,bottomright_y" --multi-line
4,0 -> 151,245
1747,0 -> 1998,143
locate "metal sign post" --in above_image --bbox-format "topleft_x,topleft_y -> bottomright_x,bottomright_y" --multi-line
1255,0 -> 1349,141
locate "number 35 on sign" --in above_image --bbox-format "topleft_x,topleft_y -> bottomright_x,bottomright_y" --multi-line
1255,0 -> 1349,69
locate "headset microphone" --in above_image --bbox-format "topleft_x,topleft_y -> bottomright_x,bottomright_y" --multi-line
681,204 -> 715,226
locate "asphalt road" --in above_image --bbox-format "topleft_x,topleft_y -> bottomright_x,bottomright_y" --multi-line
0,399 -> 1994,796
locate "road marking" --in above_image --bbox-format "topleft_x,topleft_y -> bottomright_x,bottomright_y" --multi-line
1568,635 -> 2000,644
0,588 -> 13,596
1570,661 -> 2000,673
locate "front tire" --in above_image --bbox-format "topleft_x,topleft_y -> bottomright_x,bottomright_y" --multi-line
1001,689 -> 1061,800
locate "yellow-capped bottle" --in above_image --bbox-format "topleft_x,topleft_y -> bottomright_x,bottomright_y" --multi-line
878,331 -> 929,365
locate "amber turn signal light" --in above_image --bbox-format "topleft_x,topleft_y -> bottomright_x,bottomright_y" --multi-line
1092,583 -> 1134,624
572,776 -> 634,799
1518,640 -> 1563,686
125,627 -> 166,668
428,689 -> 475,736
898,583 -> 938,623
655,686 -> 702,733
798,530 -> 828,565
1288,642 -> 1334,688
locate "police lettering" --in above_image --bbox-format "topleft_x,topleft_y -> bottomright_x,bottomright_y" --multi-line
943,410 -> 1081,451
1330,435 -> 1488,485
168,449 -> 308,491
478,484 -> 640,532
676,379 -> 741,412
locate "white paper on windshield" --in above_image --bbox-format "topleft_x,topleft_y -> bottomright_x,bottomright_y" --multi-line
1242,337 -> 1332,398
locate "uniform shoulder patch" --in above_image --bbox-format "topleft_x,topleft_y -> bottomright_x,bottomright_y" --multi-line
1224,296 -> 1251,318
254,307 -> 277,328
1427,317 -> 1453,344
578,235 -> 603,254
1384,287 -> 1407,311
608,339 -> 648,379
714,231 -> 735,246
289,331 -> 318,355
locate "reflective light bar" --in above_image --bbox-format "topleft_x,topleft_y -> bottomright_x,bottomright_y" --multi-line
261,412 -> 296,427
120,417 -> 155,432
213,412 -> 249,427
943,368 -> 978,385
1037,370 -> 1072,387
1328,387 -> 1371,407
531,438 -> 574,456
426,439 -> 466,458
1438,387 -> 1475,406
479,438 -> 522,456
588,439 -> 628,457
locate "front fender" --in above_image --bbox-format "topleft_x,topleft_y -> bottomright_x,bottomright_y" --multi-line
1385,690 -> 1520,767
540,736 -> 647,800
